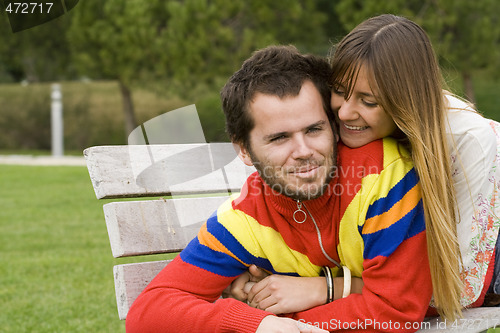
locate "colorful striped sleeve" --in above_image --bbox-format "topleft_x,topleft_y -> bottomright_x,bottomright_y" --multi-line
179,209 -> 276,277
362,167 -> 426,259
292,138 -> 432,331
180,195 -> 322,278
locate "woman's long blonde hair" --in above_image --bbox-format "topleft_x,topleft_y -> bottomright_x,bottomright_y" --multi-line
329,14 -> 463,321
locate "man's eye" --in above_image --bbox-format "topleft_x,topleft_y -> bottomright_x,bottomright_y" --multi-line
307,127 -> 322,133
270,135 -> 286,142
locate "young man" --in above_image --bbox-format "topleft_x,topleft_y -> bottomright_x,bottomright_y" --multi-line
126,45 -> 432,333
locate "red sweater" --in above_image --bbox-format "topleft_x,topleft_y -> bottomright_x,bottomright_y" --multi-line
126,139 -> 432,332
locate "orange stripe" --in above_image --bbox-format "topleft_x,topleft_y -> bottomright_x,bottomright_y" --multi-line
363,183 -> 421,234
197,224 -> 248,266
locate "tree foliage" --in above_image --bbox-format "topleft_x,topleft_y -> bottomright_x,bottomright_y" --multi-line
332,0 -> 500,103
1,1 -> 498,144
0,8 -> 74,82
66,0 -> 328,137
67,0 -> 169,134
416,0 -> 500,102
89,0 -> 327,92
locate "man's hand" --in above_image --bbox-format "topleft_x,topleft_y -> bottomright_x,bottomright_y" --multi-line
256,316 -> 328,333
229,264 -> 269,301
247,273 -> 365,314
247,275 -> 326,314
228,265 -> 365,314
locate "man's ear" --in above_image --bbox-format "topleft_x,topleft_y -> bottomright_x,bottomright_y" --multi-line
232,142 -> 253,166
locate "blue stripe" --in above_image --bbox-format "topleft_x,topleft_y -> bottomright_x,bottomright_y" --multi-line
362,200 -> 425,259
180,212 -> 294,276
180,237 -> 246,277
366,168 -> 419,220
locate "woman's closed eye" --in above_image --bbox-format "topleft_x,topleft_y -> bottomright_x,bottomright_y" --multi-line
362,99 -> 378,107
332,87 -> 345,97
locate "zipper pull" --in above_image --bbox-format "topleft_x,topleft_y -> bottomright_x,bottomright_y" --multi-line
293,200 -> 307,224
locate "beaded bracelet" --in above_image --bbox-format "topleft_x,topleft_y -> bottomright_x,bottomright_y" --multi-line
321,266 -> 334,303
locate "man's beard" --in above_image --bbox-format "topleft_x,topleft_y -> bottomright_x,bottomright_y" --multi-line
248,150 -> 336,201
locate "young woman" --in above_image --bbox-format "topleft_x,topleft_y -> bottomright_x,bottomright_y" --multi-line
236,14 -> 500,322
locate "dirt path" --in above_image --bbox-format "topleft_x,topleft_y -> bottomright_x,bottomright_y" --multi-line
0,155 -> 86,166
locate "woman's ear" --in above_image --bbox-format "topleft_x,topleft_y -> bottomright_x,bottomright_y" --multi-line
233,142 -> 253,166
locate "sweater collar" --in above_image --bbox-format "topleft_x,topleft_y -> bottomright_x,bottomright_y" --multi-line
259,175 -> 338,227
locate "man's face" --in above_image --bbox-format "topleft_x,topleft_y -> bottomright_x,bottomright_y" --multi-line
238,80 -> 336,201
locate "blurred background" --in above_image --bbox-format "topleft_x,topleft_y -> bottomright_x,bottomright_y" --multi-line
0,0 -> 499,153
1,1 -> 499,332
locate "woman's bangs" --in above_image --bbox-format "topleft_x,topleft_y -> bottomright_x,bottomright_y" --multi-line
332,57 -> 362,100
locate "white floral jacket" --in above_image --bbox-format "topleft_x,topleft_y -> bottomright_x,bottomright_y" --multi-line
446,94 -> 500,306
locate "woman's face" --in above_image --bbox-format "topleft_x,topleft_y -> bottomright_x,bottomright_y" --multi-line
330,65 -> 397,148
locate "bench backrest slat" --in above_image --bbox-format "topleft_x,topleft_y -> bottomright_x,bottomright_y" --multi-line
104,196 -> 229,258
114,260 -> 170,320
84,143 -> 254,199
85,143 -> 254,321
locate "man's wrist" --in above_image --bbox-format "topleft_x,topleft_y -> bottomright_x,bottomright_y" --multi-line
333,277 -> 343,301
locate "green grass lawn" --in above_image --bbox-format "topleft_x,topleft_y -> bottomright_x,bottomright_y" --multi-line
2,164 -> 500,332
0,164 -> 126,332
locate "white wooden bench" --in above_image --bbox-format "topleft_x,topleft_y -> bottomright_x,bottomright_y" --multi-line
84,143 -> 254,320
84,143 -> 500,332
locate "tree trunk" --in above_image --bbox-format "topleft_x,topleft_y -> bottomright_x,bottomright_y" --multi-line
118,79 -> 138,138
462,71 -> 476,106
23,57 -> 39,83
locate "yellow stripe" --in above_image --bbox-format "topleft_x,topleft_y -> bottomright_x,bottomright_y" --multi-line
383,137 -> 411,168
217,197 -> 321,277
337,138 -> 414,277
362,183 -> 421,234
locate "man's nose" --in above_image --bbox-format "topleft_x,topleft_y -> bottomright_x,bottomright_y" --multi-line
291,135 -> 314,160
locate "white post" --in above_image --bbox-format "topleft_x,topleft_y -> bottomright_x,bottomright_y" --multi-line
51,83 -> 63,157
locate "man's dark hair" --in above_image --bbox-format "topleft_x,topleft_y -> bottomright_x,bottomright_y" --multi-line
221,45 -> 334,149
